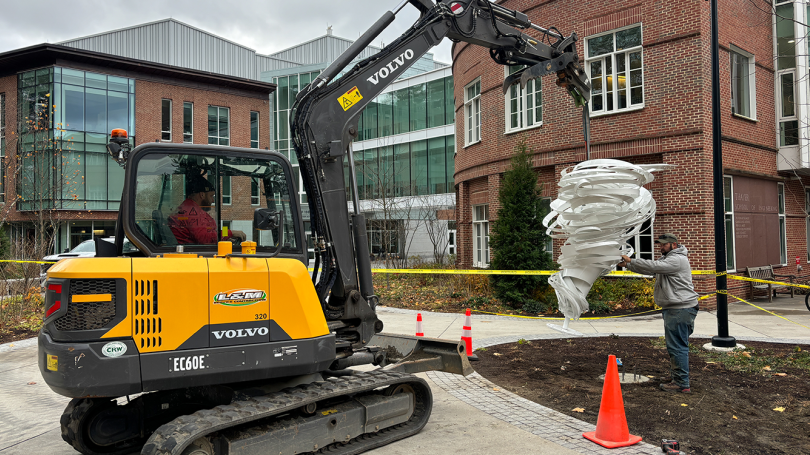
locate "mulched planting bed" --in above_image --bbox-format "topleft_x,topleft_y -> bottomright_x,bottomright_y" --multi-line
0,327 -> 38,344
473,336 -> 810,455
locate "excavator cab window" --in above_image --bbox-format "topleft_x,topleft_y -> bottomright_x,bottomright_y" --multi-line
130,150 -> 301,255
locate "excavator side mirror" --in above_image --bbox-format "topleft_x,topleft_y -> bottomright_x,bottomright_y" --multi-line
254,208 -> 280,231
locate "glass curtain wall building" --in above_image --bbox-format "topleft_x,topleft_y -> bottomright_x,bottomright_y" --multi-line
17,67 -> 135,211
15,67 -> 136,252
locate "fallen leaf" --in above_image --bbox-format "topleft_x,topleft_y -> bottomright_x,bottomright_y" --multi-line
647,375 -> 655,378
493,388 -> 500,391
560,366 -> 566,370
732,415 -> 738,420
681,403 -> 688,407
741,352 -> 752,358
775,373 -> 787,377
763,366 -> 772,371
773,407 -> 785,412
9,344 -> 14,347
493,353 -> 502,356
705,361 -> 716,364
27,382 -> 36,385
572,408 -> 585,413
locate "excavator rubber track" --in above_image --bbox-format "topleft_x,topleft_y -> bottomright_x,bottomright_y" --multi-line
142,370 -> 431,455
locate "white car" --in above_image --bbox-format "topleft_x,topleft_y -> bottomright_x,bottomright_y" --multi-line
42,238 -> 138,273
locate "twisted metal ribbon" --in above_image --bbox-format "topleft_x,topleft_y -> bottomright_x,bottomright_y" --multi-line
543,159 -> 673,324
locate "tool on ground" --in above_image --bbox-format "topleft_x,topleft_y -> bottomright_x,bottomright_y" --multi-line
416,313 -> 425,337
38,1 -> 589,454
583,354 -> 642,448
662,439 -> 680,452
461,308 -> 478,361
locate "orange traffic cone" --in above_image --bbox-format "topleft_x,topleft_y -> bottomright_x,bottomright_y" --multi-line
583,355 -> 642,448
461,308 -> 478,361
415,313 -> 424,337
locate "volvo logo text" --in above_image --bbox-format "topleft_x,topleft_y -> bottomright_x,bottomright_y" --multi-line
366,49 -> 415,85
212,327 -> 269,339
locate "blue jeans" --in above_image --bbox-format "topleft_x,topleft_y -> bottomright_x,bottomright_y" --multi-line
662,306 -> 698,388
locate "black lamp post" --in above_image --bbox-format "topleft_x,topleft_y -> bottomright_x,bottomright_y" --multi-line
710,0 -> 736,348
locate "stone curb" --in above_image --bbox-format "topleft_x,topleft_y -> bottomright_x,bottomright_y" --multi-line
0,337 -> 37,353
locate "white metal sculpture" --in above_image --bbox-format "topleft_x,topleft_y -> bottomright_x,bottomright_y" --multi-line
542,159 -> 672,332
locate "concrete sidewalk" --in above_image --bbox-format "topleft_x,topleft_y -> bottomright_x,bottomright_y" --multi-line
0,296 -> 807,455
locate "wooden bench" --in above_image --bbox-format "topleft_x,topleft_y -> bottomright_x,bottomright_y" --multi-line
745,265 -> 795,302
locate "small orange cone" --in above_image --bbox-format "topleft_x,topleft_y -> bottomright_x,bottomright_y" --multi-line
461,308 -> 478,361
415,313 -> 424,337
583,355 -> 642,448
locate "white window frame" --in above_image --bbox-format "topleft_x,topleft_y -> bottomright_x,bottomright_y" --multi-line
208,106 -> 230,146
472,204 -> 490,268
161,99 -> 172,142
724,175 -> 736,272
464,78 -> 481,147
585,24 -> 645,117
778,182 -> 787,265
806,188 -> 810,262
776,69 -> 798,148
251,178 -> 260,206
448,229 -> 456,256
541,198 -> 553,254
627,219 -> 654,260
729,45 -> 757,120
222,175 -> 232,205
250,111 -> 260,149
504,66 -> 543,133
183,102 -> 193,143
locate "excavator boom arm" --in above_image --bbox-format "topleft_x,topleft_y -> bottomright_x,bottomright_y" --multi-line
291,0 -> 590,351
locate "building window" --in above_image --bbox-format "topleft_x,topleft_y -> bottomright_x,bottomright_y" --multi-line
586,25 -> 644,115
250,111 -> 259,149
448,223 -> 456,256
183,102 -> 193,143
222,175 -> 231,205
777,72 -> 798,146
161,99 -> 172,141
464,79 -> 481,146
251,178 -> 260,205
541,198 -> 553,254
778,183 -> 787,265
627,219 -> 654,260
208,106 -> 230,146
505,66 -> 542,132
775,2 -> 797,147
473,204 -> 490,268
730,47 -> 756,119
806,188 -> 810,262
723,176 -> 736,271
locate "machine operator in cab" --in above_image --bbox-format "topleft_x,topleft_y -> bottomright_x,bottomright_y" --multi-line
168,174 -> 246,244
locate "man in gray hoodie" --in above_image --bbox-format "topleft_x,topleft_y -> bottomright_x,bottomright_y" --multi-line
618,233 -> 699,393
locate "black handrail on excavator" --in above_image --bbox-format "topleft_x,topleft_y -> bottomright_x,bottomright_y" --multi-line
290,0 -> 590,353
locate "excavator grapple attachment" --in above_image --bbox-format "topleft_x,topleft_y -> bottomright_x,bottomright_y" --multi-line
371,333 -> 474,376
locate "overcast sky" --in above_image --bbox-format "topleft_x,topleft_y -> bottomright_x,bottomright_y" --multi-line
0,0 -> 454,65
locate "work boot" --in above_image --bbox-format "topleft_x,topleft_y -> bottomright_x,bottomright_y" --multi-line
659,381 -> 690,393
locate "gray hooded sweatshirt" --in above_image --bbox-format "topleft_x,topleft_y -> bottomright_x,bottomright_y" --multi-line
626,245 -> 699,309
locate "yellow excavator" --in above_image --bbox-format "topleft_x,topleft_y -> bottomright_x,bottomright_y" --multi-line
38,1 -> 590,454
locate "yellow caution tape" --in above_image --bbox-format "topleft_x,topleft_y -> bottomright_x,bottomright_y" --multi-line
0,259 -> 52,265
725,275 -> 810,290
725,293 -> 810,331
470,307 -> 662,320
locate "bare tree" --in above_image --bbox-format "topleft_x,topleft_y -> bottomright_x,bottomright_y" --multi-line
419,201 -> 455,266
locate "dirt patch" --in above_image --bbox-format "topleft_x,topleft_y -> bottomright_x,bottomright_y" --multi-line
0,327 -> 38,344
473,337 -> 810,455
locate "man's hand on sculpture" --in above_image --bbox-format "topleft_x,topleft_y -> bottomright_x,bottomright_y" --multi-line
230,230 -> 247,242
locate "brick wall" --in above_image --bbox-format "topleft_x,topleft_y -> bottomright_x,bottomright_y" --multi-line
135,80 -> 270,149
453,0 -> 784,310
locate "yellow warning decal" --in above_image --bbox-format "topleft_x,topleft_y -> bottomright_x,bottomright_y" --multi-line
337,86 -> 363,111
321,409 -> 338,416
47,355 -> 58,371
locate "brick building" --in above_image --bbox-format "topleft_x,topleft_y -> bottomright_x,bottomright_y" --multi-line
0,44 -> 274,253
452,0 -> 807,307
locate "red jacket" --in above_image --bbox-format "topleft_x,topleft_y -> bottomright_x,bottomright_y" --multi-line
168,199 -> 218,244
